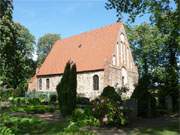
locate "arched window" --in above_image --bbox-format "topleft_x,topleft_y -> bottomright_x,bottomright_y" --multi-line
112,55 -> 116,65
122,76 -> 125,86
120,34 -> 125,43
116,44 -> 120,66
121,67 -> 128,86
39,78 -> 42,90
93,75 -> 99,90
46,78 -> 50,89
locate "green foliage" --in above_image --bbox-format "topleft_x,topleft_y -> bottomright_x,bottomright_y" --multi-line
10,105 -> 55,114
72,108 -> 100,127
106,0 -> 180,112
0,0 -> 13,19
92,96 -> 128,126
0,88 -> 14,101
37,33 -> 60,65
63,108 -> 99,133
0,113 -> 45,134
101,85 -> 122,103
76,97 -> 91,106
26,91 -> 57,104
0,1 -> 36,89
56,61 -> 77,117
132,77 -> 157,117
0,126 -> 14,135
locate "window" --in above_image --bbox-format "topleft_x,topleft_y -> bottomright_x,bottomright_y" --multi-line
46,78 -> 50,89
39,79 -> 42,90
116,44 -> 120,66
122,76 -> 125,86
120,34 -> 125,43
112,55 -> 116,65
121,67 -> 128,86
93,75 -> 99,90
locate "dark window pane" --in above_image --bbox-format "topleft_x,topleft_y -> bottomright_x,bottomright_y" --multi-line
46,79 -> 50,89
39,79 -> 42,90
93,75 -> 99,90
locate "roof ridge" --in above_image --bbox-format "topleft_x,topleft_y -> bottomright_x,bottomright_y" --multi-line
56,22 -> 122,43
37,22 -> 123,76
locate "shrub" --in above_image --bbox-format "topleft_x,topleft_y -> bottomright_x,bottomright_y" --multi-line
0,113 -> 45,134
11,105 -> 55,114
101,86 -> 122,104
0,126 -> 14,135
50,95 -> 57,103
76,97 -> 91,106
9,97 -> 41,106
91,96 -> 127,126
132,79 -> 157,118
0,88 -> 14,101
72,108 -> 100,127
14,82 -> 27,97
56,61 -> 77,117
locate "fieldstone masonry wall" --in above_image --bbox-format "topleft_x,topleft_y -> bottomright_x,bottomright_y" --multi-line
37,71 -> 104,100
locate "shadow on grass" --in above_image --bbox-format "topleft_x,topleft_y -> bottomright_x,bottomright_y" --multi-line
126,121 -> 180,135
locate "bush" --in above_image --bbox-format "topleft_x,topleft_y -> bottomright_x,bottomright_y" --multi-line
71,108 -> 100,127
132,81 -> 157,117
56,61 -> 77,117
9,97 -> 41,106
50,95 -> 57,103
101,86 -> 122,104
26,91 -> 57,104
91,96 -> 127,126
0,126 -> 14,135
11,105 -> 55,114
0,113 -> 45,134
76,97 -> 91,106
0,88 -> 14,101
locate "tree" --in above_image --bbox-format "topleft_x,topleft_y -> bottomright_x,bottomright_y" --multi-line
15,23 -> 35,59
126,24 -> 163,116
106,0 -> 180,112
0,0 -> 36,89
0,0 -> 18,88
126,24 -> 165,82
37,33 -> 60,65
56,61 -> 77,117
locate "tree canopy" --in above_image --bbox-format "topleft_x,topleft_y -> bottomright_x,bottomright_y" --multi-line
106,0 -> 180,112
0,0 -> 36,89
37,33 -> 61,66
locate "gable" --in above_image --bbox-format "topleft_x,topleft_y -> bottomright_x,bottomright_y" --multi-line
37,23 -> 123,76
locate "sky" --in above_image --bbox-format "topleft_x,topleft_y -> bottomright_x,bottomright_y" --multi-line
13,0 -> 150,40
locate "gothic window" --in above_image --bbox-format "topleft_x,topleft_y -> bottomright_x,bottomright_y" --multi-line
93,75 -> 99,90
46,78 -> 50,89
116,44 -> 120,66
120,34 -> 125,43
112,55 -> 116,65
122,76 -> 125,86
121,67 -> 128,86
39,78 -> 42,90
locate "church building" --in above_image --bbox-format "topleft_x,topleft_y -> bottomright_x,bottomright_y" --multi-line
28,23 -> 138,99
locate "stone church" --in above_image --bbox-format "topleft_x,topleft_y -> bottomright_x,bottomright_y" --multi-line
28,23 -> 138,99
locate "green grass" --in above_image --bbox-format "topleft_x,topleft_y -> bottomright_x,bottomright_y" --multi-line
127,121 -> 180,135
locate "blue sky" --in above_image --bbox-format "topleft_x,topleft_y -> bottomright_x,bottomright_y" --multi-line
13,0 -> 150,40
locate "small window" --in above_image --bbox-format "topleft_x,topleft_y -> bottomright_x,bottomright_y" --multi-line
46,78 -> 50,89
120,34 -> 125,43
122,76 -> 125,86
39,79 -> 42,90
112,55 -> 116,65
93,75 -> 99,90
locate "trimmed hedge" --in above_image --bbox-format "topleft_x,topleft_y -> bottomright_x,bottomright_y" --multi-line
101,86 -> 122,104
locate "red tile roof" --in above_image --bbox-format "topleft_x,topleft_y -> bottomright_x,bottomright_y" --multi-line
37,23 -> 123,76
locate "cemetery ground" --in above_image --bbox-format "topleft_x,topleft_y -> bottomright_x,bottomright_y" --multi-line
0,99 -> 179,135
